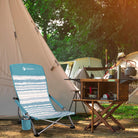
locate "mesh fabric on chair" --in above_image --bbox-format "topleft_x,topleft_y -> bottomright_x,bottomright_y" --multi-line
10,64 -> 75,137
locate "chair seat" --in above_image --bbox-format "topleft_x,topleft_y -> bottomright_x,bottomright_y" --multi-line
30,111 -> 75,120
22,102 -> 74,120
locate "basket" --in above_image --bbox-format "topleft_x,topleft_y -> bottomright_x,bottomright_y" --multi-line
21,118 -> 31,130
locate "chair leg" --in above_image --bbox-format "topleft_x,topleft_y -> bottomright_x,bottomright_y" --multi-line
68,116 -> 75,128
31,116 -> 75,137
17,107 -> 22,124
38,117 -> 63,135
31,120 -> 39,137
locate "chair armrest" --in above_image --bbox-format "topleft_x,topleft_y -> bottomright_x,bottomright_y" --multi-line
14,100 -> 28,115
13,97 -> 19,100
49,95 -> 64,110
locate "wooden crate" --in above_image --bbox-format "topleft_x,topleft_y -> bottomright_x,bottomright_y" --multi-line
80,79 -> 129,101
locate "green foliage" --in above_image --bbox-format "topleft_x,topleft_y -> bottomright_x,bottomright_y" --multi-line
23,0 -> 138,64
65,0 -> 138,63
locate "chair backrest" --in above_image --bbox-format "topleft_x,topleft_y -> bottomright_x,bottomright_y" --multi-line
10,64 -> 55,114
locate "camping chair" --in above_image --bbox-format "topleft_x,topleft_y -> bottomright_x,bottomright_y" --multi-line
10,64 -> 75,137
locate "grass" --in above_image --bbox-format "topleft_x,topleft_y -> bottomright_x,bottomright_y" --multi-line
70,103 -> 138,120
103,103 -> 138,119
36,103 -> 138,122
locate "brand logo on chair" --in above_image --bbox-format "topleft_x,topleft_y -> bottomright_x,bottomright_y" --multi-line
22,67 -> 34,71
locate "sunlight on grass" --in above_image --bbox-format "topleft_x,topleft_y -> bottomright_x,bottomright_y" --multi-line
102,103 -> 138,119
73,103 -> 138,120
126,128 -> 138,132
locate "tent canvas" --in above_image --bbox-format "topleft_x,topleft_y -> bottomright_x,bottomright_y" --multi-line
116,51 -> 138,104
116,51 -> 138,78
60,57 -> 105,79
128,88 -> 138,104
73,68 -> 89,90
0,0 -> 79,118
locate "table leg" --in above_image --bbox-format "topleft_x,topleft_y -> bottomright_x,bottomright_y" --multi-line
94,109 -> 115,132
69,92 -> 77,111
84,101 -> 124,132
93,102 -> 123,131
91,101 -> 94,133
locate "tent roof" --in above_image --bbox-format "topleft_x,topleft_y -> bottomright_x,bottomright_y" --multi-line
0,0 -> 78,118
60,57 -> 102,64
116,51 -> 138,67
62,57 -> 104,79
116,51 -> 138,78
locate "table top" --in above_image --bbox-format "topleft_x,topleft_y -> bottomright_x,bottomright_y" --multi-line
73,99 -> 127,102
80,79 -> 118,82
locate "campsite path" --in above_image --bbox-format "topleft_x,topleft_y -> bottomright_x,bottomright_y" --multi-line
0,118 -> 138,138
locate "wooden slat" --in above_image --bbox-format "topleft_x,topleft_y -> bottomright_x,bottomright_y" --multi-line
84,67 -> 109,71
80,79 -> 117,82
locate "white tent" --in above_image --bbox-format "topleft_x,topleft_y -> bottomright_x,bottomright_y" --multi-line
60,57 -> 105,79
116,51 -> 138,104
128,88 -> 138,104
73,68 -> 89,90
0,0 -> 78,118
116,51 -> 138,78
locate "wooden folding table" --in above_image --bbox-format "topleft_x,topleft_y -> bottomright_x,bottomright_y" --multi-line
74,79 -> 129,132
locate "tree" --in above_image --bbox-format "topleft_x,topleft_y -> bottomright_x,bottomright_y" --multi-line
23,0 -> 138,64
23,0 -> 78,61
63,0 -> 138,64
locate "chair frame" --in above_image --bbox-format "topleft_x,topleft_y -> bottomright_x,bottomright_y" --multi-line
14,94 -> 75,136
10,64 -> 75,137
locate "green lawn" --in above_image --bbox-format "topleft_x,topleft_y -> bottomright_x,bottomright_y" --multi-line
110,103 -> 138,119
71,103 -> 138,120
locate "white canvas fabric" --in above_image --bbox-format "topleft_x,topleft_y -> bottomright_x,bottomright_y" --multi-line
117,51 -> 138,104
62,57 -> 104,79
0,0 -> 78,118
128,88 -> 138,104
116,51 -> 138,78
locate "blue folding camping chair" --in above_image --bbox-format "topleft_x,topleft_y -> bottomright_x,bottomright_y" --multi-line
10,64 -> 75,137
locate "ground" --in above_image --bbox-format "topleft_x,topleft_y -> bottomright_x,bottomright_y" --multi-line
0,118 -> 138,138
